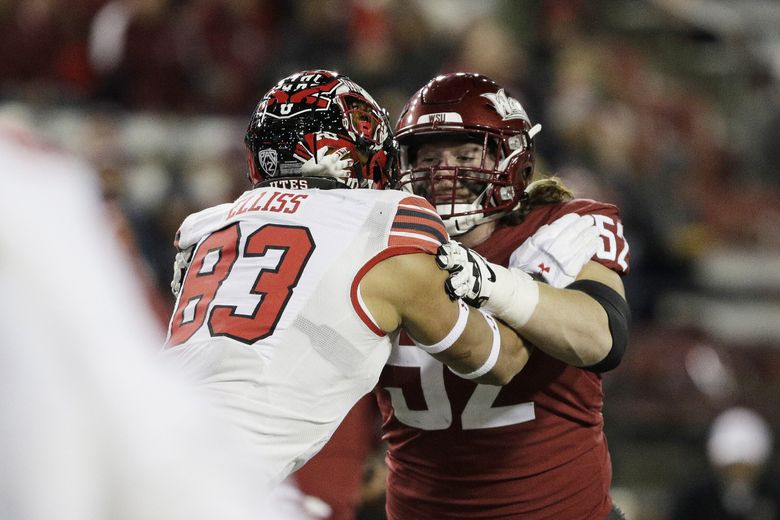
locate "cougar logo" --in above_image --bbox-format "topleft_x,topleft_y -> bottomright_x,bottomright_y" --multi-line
481,89 -> 528,121
257,149 -> 278,175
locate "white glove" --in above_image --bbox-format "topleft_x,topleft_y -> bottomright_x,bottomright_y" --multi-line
170,245 -> 195,297
436,240 -> 496,307
299,146 -> 353,179
509,213 -> 600,288
436,240 -> 538,328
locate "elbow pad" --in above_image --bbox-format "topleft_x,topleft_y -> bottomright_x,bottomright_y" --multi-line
567,280 -> 631,373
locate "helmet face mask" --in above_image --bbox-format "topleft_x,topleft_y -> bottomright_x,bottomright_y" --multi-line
395,73 -> 537,235
244,70 -> 397,189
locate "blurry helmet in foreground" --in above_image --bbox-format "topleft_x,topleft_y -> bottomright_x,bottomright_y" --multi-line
395,72 -> 541,236
245,70 -> 397,189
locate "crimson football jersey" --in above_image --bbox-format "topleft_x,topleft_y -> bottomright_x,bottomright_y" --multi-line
376,199 -> 630,519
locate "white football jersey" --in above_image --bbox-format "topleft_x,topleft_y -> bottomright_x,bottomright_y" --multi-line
166,186 -> 448,485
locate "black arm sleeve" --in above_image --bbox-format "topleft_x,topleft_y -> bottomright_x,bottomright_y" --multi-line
567,279 -> 631,373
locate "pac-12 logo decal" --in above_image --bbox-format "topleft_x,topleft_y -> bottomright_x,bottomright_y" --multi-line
481,89 -> 529,121
257,148 -> 278,175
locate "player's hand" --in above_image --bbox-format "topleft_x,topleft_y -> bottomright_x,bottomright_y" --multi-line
509,213 -> 600,288
435,240 -> 496,307
300,146 -> 353,179
170,245 -> 194,297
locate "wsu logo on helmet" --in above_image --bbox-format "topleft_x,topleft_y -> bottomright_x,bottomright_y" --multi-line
481,89 -> 529,122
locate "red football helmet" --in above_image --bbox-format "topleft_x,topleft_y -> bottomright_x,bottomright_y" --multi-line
395,73 -> 540,236
245,70 -> 397,189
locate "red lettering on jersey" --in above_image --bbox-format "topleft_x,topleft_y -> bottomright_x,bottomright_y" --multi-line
227,193 -> 254,219
228,191 -> 309,217
247,192 -> 268,212
268,192 -> 291,212
537,262 -> 550,273
261,191 -> 281,211
285,194 -> 309,214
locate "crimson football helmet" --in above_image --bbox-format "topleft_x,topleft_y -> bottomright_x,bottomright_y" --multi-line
395,73 -> 541,236
245,70 -> 397,189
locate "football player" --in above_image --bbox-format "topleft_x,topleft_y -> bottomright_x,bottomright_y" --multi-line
376,73 -> 631,519
165,70 -> 533,489
0,120 -> 289,520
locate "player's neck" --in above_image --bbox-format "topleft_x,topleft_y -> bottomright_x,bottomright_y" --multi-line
458,221 -> 496,248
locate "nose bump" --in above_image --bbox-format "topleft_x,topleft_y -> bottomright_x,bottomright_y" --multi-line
434,177 -> 454,189
438,151 -> 455,167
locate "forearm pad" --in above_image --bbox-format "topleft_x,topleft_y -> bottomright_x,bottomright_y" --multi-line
567,279 -> 631,373
481,265 -> 540,330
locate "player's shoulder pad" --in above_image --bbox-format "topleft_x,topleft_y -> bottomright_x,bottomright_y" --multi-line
550,198 -> 622,221
387,194 -> 449,254
174,203 -> 234,250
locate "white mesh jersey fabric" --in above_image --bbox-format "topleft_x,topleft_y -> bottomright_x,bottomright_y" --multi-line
166,187 -> 425,485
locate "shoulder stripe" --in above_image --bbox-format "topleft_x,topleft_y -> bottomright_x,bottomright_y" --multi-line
398,196 -> 433,208
395,208 -> 443,224
398,201 -> 440,217
389,231 -> 442,248
388,195 -> 448,253
391,221 -> 447,244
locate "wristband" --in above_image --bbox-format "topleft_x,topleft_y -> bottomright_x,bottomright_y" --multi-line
449,312 -> 501,380
413,299 -> 470,354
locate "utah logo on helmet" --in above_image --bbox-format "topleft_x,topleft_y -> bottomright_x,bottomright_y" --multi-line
264,71 -> 339,118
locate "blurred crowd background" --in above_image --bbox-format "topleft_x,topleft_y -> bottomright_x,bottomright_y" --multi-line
2,0 -> 779,518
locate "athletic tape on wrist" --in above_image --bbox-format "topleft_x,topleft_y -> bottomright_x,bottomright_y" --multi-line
449,312 -> 501,380
414,299 -> 470,354
483,267 -> 539,329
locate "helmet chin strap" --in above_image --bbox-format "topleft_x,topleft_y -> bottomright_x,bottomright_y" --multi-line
438,203 -> 482,236
437,189 -> 504,237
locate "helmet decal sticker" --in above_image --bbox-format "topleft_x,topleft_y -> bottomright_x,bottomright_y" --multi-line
480,89 -> 528,121
244,70 -> 397,188
417,112 -> 464,125
257,148 -> 278,175
265,74 -> 340,119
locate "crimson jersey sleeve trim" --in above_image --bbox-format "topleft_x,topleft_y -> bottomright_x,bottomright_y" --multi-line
350,246 -> 428,337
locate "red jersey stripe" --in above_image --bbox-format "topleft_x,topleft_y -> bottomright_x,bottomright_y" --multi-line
390,198 -> 448,251
350,246 -> 425,336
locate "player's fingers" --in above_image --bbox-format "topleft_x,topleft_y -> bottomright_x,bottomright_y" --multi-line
543,213 -> 581,235
448,271 -> 470,297
552,214 -> 593,244
436,241 -> 459,270
576,225 -> 601,258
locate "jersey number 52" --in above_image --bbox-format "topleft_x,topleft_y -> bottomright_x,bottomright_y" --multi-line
383,346 -> 535,430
